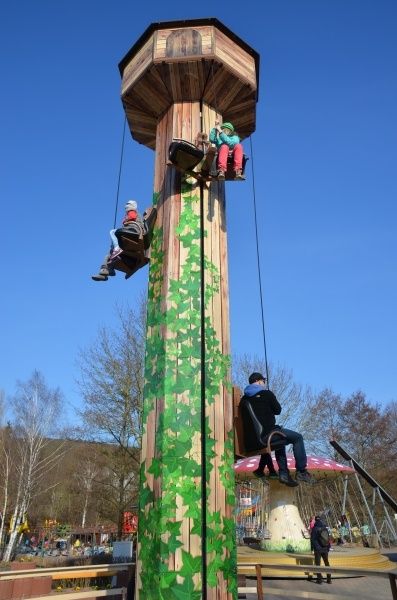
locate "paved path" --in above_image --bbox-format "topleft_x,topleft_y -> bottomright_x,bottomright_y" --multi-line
241,546 -> 397,600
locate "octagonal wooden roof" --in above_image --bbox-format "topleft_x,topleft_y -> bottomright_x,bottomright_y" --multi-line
119,18 -> 260,149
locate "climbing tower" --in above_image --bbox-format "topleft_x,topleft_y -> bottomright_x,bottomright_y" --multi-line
119,19 -> 259,599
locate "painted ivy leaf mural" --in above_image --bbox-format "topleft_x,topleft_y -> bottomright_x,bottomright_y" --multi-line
137,179 -> 236,599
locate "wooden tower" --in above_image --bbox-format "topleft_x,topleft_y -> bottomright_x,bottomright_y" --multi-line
119,19 -> 259,599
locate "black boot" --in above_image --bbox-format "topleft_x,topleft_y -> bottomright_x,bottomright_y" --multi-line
279,472 -> 299,487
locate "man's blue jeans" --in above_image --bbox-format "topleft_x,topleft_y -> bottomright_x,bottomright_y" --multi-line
275,427 -> 307,474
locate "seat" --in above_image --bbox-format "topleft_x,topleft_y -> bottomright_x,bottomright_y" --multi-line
168,139 -> 204,171
111,253 -> 149,279
110,207 -> 157,278
168,138 -> 248,182
233,386 -> 287,459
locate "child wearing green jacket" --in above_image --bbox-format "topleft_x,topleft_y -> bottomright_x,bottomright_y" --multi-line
209,121 -> 244,179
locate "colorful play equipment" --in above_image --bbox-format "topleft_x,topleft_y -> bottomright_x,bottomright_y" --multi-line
235,454 -> 355,552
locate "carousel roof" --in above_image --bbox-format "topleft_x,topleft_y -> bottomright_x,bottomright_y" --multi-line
234,454 -> 355,478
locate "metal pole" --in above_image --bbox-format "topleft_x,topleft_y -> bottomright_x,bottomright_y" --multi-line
350,460 -> 382,548
376,487 -> 397,541
342,475 -> 348,514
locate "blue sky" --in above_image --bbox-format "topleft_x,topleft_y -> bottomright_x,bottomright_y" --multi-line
1,0 -> 396,419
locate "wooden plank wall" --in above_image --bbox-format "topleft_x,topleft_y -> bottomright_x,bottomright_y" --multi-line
203,101 -> 233,600
120,25 -> 258,147
214,28 -> 256,88
121,36 -> 154,96
153,26 -> 214,59
136,102 -> 235,599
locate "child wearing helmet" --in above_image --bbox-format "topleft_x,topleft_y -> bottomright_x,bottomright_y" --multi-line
92,200 -> 143,282
109,200 -> 141,260
209,121 -> 244,179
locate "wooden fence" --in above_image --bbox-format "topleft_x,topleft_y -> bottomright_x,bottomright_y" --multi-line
0,562 -> 133,600
1,560 -> 397,600
237,562 -> 397,600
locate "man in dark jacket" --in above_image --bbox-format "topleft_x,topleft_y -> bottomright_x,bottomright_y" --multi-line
310,515 -> 331,584
241,372 -> 314,486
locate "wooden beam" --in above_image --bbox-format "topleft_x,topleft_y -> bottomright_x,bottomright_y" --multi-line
31,588 -> 127,600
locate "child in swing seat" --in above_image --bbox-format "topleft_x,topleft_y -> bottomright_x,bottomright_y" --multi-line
109,200 -> 142,260
209,121 -> 244,180
91,200 -> 142,282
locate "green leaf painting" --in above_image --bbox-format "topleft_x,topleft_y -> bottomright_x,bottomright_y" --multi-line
137,180 -> 236,598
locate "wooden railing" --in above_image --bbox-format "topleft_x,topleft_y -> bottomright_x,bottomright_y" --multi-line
27,589 -> 126,600
0,563 -> 133,580
237,562 -> 397,600
2,561 -> 397,600
0,562 -> 133,600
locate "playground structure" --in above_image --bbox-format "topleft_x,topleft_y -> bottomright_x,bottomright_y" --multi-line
232,380 -> 397,560
118,18 -> 259,599
235,454 -> 355,552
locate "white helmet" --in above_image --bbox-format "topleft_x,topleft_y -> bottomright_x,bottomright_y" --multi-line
125,200 -> 137,211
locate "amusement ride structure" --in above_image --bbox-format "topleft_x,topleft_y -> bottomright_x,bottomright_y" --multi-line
109,17 -> 397,599
117,18 -> 259,599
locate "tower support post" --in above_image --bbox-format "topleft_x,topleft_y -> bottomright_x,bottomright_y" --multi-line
137,101 -> 236,599
118,20 -> 259,598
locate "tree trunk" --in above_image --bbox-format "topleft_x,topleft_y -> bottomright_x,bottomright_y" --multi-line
0,452 -> 10,555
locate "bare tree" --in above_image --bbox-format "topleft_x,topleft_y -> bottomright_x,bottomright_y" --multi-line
0,394 -> 11,552
338,391 -> 390,469
77,302 -> 145,537
3,371 -> 65,561
381,400 -> 397,497
232,353 -> 308,428
73,456 -> 99,528
298,388 -> 344,457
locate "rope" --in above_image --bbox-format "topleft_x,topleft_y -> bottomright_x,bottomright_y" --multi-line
249,136 -> 270,388
112,115 -> 127,229
199,99 -> 208,600
210,61 -> 220,122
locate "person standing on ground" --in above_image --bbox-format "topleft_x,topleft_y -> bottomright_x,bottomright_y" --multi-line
310,515 -> 332,584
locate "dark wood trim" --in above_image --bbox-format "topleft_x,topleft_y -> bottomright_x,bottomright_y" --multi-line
118,18 -> 260,98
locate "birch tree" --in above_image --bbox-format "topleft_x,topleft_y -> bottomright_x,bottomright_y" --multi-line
3,371 -> 65,561
73,457 -> 99,528
0,393 -> 11,553
77,302 -> 145,537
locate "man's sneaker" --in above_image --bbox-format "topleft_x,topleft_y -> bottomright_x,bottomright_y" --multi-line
99,267 -> 110,276
217,170 -> 225,179
279,472 -> 299,487
91,274 -> 108,281
296,470 -> 315,484
234,169 -> 245,180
